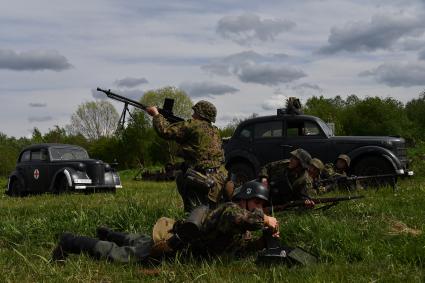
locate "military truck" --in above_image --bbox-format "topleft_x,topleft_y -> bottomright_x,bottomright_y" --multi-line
224,109 -> 413,183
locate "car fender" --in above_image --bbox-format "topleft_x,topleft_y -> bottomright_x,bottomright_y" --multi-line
348,146 -> 401,171
225,149 -> 261,172
7,171 -> 26,192
49,168 -> 74,190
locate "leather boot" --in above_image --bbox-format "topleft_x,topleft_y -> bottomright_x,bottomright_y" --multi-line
52,232 -> 99,261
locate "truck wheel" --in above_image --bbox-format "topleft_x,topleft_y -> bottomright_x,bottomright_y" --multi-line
352,156 -> 396,188
229,162 -> 255,187
8,179 -> 24,197
55,175 -> 70,194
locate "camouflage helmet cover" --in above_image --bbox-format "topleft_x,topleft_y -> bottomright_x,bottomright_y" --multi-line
337,154 -> 351,167
232,180 -> 269,202
192,100 -> 217,123
290,148 -> 312,169
310,158 -> 324,171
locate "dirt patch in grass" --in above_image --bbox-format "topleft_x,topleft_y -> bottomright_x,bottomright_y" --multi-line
388,220 -> 422,236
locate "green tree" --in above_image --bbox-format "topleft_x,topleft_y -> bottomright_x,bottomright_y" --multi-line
68,101 -> 119,140
405,92 -> 425,140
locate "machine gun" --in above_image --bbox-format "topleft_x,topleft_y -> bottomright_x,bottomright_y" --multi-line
96,87 -> 184,129
264,195 -> 365,214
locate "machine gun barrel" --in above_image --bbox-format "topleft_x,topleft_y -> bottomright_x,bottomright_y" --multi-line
96,87 -> 184,124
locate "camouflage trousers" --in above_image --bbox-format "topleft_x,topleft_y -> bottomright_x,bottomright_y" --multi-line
176,167 -> 227,213
93,232 -> 153,263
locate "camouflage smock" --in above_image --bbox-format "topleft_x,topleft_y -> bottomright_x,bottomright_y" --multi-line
258,159 -> 309,204
153,114 -> 224,170
189,202 -> 265,255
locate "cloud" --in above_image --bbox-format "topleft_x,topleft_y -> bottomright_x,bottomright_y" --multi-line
359,62 -> 425,87
202,51 -> 304,85
217,13 -> 295,45
292,83 -> 323,93
29,103 -> 47,108
92,88 -> 144,101
180,81 -> 239,98
419,49 -> 425,60
28,116 -> 53,122
238,64 -> 306,85
114,77 -> 149,88
262,94 -> 288,110
0,49 -> 72,71
318,14 -> 425,54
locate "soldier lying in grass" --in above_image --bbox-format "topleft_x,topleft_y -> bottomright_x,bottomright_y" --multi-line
52,181 -> 279,263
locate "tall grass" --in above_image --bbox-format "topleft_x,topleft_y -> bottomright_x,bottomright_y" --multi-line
1,174 -> 424,282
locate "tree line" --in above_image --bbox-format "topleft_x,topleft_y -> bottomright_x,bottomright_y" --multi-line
1,87 -> 424,177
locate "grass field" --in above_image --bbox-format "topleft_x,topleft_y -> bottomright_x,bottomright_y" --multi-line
1,167 -> 425,282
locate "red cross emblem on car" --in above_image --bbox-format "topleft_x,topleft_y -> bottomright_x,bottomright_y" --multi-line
34,169 -> 40,180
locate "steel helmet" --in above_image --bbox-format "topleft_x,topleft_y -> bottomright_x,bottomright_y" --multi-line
290,149 -> 312,169
192,100 -> 217,123
232,180 -> 269,202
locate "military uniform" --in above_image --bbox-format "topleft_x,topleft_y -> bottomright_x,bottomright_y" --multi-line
53,202 -> 267,263
152,101 -> 226,212
258,159 -> 310,204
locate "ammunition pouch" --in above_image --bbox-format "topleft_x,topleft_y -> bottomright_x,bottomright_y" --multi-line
184,168 -> 215,194
174,205 -> 209,243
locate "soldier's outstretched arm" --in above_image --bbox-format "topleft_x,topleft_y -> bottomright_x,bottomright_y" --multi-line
152,114 -> 187,141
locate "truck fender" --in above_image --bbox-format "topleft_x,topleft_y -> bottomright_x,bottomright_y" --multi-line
225,149 -> 261,172
7,171 -> 26,192
348,146 -> 401,171
49,168 -> 74,191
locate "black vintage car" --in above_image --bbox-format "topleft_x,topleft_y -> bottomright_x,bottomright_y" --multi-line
224,110 -> 414,182
6,143 -> 122,196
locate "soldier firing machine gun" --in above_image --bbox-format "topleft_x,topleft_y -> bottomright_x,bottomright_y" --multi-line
96,87 -> 184,129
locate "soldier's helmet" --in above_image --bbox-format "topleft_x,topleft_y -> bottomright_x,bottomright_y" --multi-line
310,158 -> 324,172
290,149 -> 312,169
192,100 -> 217,123
337,154 -> 351,167
232,180 -> 269,202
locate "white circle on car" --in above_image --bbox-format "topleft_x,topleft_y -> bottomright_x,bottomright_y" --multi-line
34,169 -> 40,180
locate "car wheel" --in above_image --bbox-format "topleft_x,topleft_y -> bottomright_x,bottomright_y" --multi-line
55,175 -> 70,194
8,179 -> 24,197
229,162 -> 255,187
352,156 -> 396,188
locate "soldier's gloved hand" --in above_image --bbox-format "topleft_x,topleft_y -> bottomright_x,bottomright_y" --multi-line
146,106 -> 159,116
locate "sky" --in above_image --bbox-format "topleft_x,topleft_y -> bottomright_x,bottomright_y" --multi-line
1,0 -> 425,137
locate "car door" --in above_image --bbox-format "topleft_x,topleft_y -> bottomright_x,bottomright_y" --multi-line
251,119 -> 285,165
283,118 -> 330,161
28,149 -> 50,192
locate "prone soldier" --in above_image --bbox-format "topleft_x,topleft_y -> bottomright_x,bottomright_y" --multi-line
146,101 -> 229,212
51,181 -> 279,263
258,148 -> 314,207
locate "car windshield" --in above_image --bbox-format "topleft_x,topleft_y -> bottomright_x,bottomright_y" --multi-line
49,147 -> 89,160
317,119 -> 334,136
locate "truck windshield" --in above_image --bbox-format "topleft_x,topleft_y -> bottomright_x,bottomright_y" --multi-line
318,120 -> 334,136
50,147 -> 89,160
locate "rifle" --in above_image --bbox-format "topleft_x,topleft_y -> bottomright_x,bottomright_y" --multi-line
264,195 -> 365,214
96,87 -> 184,128
315,173 -> 398,191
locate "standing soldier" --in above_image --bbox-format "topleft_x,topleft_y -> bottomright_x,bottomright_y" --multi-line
258,149 -> 314,207
51,181 -> 279,263
146,100 -> 227,212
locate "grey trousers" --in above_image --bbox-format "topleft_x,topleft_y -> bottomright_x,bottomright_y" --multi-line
93,232 -> 153,263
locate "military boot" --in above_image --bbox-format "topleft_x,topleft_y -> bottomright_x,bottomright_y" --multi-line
96,226 -> 128,246
52,232 -> 99,261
